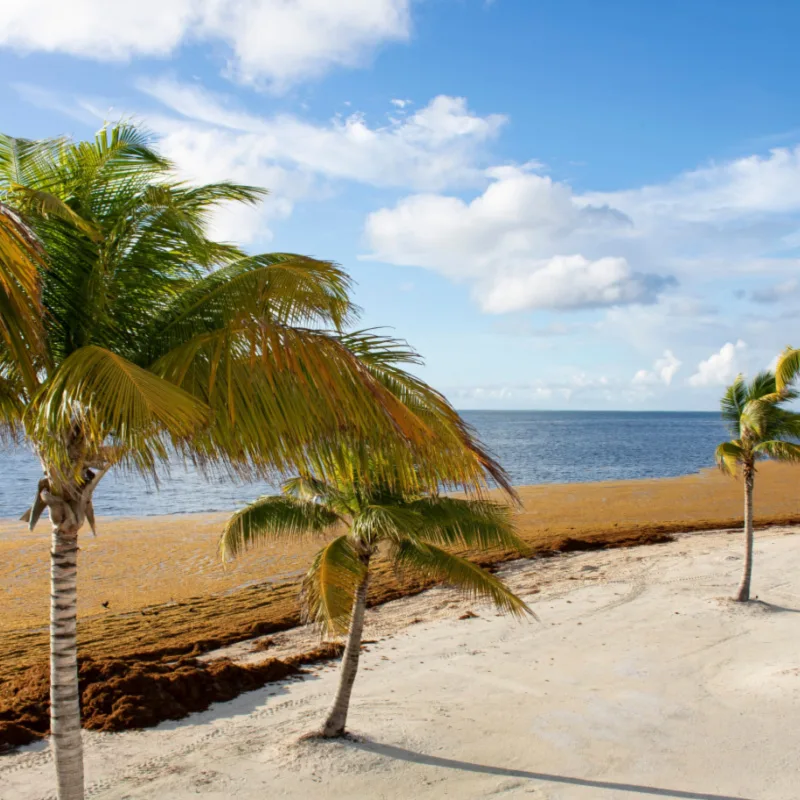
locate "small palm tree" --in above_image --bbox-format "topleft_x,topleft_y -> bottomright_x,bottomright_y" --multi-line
221,463 -> 533,739
715,369 -> 800,601
1,126 -> 509,799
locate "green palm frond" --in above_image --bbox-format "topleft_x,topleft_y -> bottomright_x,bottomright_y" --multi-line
753,440 -> 800,462
715,441 -> 744,475
0,370 -> 25,437
776,346 -> 800,392
720,376 -> 747,435
303,535 -> 367,634
5,120 -> 514,520
392,540 -> 532,618
342,331 -> 515,498
281,474 -> 343,504
408,497 -> 528,553
152,324 -> 446,480
31,345 -> 210,473
745,371 -> 777,402
220,495 -> 340,560
767,408 -> 800,441
0,133 -> 64,189
351,504 -> 424,545
7,185 -> 100,240
142,254 -> 354,362
0,203 -> 45,393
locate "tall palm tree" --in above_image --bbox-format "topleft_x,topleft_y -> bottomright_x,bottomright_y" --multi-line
0,125 -> 511,800
715,370 -> 800,602
221,462 -> 532,739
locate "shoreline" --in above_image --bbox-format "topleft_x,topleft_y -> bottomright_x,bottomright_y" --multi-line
0,462 -> 728,524
3,462 -> 800,753
0,458 -> 774,526
7,462 -> 800,631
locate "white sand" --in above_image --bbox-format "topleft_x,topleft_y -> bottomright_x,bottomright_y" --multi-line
3,527 -> 800,800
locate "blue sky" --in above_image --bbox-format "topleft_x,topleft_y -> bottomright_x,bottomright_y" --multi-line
2,0 -> 799,410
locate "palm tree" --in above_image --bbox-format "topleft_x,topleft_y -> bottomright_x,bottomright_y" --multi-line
715,370 -> 800,601
0,125 -> 510,799
220,462 -> 533,739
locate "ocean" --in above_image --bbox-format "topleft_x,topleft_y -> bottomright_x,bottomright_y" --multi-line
0,411 -> 728,519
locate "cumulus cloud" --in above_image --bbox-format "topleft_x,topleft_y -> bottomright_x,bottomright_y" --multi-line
364,165 -> 674,313
365,142 -> 800,317
632,350 -> 682,386
688,340 -> 747,387
482,256 -> 672,313
0,0 -> 411,89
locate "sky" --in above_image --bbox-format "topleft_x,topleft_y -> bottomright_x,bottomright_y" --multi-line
1,0 -> 799,411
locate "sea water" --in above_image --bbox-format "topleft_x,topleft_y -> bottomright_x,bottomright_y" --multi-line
0,411 -> 727,519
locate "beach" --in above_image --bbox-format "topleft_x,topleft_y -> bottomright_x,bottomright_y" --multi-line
4,525 -> 799,799
2,463 -> 800,755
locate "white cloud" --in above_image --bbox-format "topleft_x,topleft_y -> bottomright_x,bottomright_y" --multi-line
632,350 -> 682,386
365,142 -> 800,317
588,146 -> 800,223
0,0 -> 411,89
141,79 -> 505,192
448,372 -> 614,406
482,255 -> 670,313
688,340 -> 747,387
364,165 -> 673,313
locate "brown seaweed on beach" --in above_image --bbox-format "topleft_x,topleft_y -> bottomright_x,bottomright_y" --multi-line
0,643 -> 345,753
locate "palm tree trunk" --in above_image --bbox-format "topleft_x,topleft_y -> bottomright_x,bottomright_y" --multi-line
320,567 -> 370,738
736,464 -> 755,602
50,521 -> 84,799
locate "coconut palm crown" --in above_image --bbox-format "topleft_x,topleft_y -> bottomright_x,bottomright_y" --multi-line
715,369 -> 800,601
0,125 -> 512,800
221,461 -> 533,739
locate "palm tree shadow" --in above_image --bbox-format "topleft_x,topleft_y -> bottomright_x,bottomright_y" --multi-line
750,599 -> 800,613
347,740 -> 755,800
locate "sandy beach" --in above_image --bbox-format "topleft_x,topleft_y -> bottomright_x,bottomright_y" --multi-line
3,525 -> 799,799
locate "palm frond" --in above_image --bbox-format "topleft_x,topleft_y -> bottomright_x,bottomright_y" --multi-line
408,496 -> 528,554
0,370 -> 25,439
715,441 -> 744,475
0,202 -> 45,392
281,475 -> 342,506
392,540 -> 532,618
0,133 -> 64,189
776,346 -> 800,392
342,330 -> 516,499
720,376 -> 747,435
753,439 -> 800,463
303,535 -> 367,634
220,495 -> 340,560
141,254 -> 355,363
745,371 -> 777,402
151,324 -> 445,480
351,504 -> 424,545
7,185 -> 100,240
30,345 -> 210,474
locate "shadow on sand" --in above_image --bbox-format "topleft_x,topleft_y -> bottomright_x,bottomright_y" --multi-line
347,739 -> 755,800
750,599 -> 800,613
